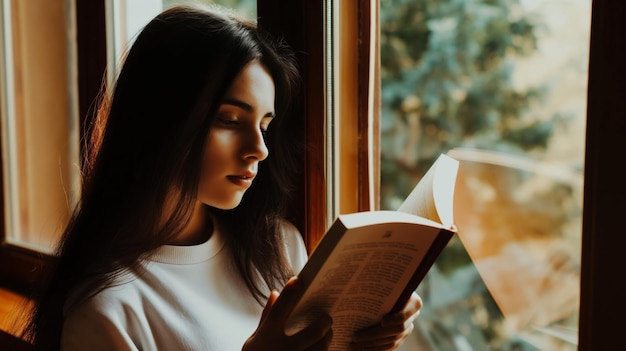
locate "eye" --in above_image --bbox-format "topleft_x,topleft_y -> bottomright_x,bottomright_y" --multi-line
216,116 -> 239,127
260,117 -> 274,138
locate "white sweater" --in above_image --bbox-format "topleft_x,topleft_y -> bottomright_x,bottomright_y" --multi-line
61,223 -> 308,351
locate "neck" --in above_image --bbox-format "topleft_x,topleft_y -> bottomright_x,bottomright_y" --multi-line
167,201 -> 213,246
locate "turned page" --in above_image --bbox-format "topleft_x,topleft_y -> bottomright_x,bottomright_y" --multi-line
398,153 -> 458,227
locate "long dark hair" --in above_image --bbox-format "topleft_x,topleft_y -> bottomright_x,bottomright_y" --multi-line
22,5 -> 301,350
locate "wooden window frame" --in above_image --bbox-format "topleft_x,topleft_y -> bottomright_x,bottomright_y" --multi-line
257,0 -> 327,250
0,0 -> 107,295
0,1 -> 624,350
577,1 -> 626,349
258,0 -> 379,248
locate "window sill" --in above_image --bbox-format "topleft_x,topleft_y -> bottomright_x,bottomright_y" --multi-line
0,287 -> 31,348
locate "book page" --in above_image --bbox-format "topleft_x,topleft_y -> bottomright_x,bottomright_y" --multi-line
398,153 -> 459,228
286,220 -> 442,350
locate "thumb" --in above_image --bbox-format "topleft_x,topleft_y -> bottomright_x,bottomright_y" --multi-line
263,276 -> 303,322
260,290 -> 280,324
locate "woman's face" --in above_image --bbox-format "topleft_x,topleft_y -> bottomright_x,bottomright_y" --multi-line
198,62 -> 275,209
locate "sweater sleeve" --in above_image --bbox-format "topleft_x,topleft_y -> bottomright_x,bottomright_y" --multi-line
61,299 -> 139,351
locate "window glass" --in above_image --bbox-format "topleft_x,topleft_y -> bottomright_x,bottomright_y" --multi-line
107,0 -> 257,77
0,0 -> 80,253
379,0 -> 589,349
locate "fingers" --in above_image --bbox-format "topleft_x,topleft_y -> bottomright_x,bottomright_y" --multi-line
353,318 -> 416,341
244,277 -> 334,351
264,277 -> 304,322
350,322 -> 412,350
303,321 -> 333,351
350,292 -> 422,350
352,318 -> 412,342
291,312 -> 333,349
278,277 -> 333,349
381,292 -> 422,327
259,290 -> 279,323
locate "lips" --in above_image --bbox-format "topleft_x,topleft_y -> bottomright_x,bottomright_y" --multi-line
226,173 -> 256,188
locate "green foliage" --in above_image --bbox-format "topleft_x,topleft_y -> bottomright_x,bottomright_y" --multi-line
380,0 -> 550,197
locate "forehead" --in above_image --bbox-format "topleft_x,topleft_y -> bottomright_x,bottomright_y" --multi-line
224,62 -> 275,103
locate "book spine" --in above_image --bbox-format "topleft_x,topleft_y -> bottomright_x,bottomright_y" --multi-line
390,229 -> 455,312
297,220 -> 348,286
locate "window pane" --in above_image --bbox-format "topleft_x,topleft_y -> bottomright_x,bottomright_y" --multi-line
380,0 -> 589,349
107,0 -> 257,76
0,0 -> 80,253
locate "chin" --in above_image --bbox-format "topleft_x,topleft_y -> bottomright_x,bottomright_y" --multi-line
201,190 -> 246,210
212,198 -> 244,210
220,203 -> 242,210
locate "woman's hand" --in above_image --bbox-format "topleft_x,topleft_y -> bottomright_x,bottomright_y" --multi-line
243,277 -> 333,351
350,292 -> 423,351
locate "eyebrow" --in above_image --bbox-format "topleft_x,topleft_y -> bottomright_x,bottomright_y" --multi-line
222,98 -> 276,118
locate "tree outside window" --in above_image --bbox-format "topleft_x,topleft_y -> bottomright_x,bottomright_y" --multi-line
380,0 -> 589,349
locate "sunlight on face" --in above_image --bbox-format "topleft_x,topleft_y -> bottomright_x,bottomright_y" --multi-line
197,62 -> 275,209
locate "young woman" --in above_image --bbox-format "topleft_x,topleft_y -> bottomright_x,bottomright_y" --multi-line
22,4 -> 422,351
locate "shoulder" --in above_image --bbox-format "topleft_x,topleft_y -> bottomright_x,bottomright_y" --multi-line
277,218 -> 301,243
64,277 -> 145,330
62,282 -> 143,350
277,218 -> 308,272
64,274 -> 143,317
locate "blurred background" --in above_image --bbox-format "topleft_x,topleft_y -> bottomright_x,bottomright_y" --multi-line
377,1 -> 588,349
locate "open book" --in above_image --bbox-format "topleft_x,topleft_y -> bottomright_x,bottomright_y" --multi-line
285,153 -> 459,350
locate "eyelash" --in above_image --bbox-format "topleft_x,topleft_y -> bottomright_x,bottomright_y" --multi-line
217,117 -> 239,127
217,116 -> 270,137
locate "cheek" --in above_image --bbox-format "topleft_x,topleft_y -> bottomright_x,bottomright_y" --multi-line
198,132 -> 236,188
203,132 -> 235,167
200,138 -> 222,180
196,134 -> 247,209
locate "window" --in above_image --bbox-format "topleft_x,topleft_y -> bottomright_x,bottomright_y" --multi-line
0,1 -> 80,254
379,0 -> 589,349
304,1 -> 623,350
106,0 -> 257,79
0,0 -> 82,297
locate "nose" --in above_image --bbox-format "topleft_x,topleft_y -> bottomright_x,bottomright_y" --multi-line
243,128 -> 269,161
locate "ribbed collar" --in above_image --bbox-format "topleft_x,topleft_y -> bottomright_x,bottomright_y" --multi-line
150,227 -> 225,265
